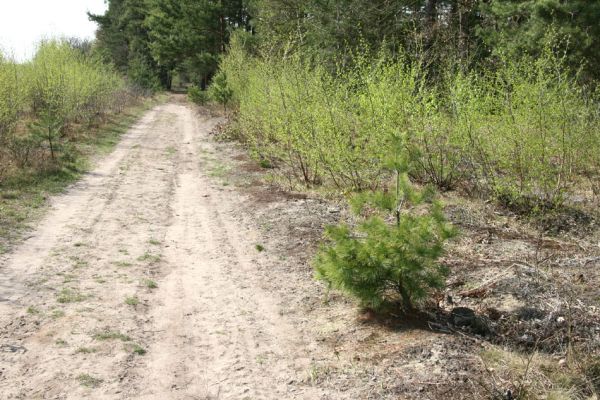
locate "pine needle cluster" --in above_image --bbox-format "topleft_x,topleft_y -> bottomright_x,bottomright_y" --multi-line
314,136 -> 456,312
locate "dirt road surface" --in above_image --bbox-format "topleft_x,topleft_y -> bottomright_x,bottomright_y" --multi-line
0,101 -> 339,399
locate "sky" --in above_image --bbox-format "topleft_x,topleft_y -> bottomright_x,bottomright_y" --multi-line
0,0 -> 108,61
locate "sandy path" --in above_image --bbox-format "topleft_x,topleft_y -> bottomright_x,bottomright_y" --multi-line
0,102 -> 328,399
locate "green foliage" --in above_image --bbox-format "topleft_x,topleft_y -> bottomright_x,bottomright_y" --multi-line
220,36 -> 600,211
208,71 -> 233,110
187,86 -> 209,105
0,58 -> 23,139
27,40 -> 126,127
479,1 -> 600,83
314,138 -> 456,311
93,0 -> 251,89
0,40 -> 134,180
28,113 -> 63,162
127,55 -> 162,92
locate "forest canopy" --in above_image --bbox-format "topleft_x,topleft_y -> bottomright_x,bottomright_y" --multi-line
90,0 -> 600,89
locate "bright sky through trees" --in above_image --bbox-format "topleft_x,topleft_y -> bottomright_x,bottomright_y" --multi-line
0,0 -> 107,61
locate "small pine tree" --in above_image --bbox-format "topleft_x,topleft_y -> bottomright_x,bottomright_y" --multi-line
188,86 -> 209,105
30,112 -> 63,162
208,71 -> 233,111
313,134 -> 456,312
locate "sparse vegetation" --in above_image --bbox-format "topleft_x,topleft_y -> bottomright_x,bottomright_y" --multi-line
56,288 -> 86,304
75,347 -> 97,354
93,330 -> 131,342
143,279 -> 158,289
26,306 -> 40,315
77,373 -> 103,388
137,252 -> 161,264
127,343 -> 147,356
125,296 -> 139,306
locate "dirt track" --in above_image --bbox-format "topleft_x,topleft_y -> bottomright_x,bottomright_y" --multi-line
0,101 -> 335,399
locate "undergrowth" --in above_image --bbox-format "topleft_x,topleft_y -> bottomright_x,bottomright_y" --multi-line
220,34 -> 600,212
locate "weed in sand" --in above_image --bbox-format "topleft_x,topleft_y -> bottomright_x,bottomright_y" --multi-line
208,162 -> 230,178
51,309 -> 65,319
56,288 -> 86,303
480,347 -> 596,398
125,343 -> 147,355
165,146 -> 177,156
307,363 -> 332,385
75,346 -> 97,354
77,373 -> 103,388
112,261 -> 133,268
137,252 -> 161,264
93,330 -> 131,342
148,238 -> 161,246
143,279 -> 158,289
27,306 -> 40,315
124,296 -> 139,306
55,339 -> 68,347
256,354 -> 267,365
255,244 -> 265,252
118,248 -> 129,255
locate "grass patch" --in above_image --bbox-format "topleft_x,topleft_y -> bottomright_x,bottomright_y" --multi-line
125,343 -> 147,355
112,260 -> 132,268
27,306 -> 40,315
480,347 -> 597,398
137,252 -> 161,263
56,288 -> 86,303
93,330 -> 131,342
208,162 -> 230,178
75,346 -> 97,354
165,146 -> 177,156
124,296 -> 139,306
75,346 -> 98,354
77,373 -> 103,388
51,309 -> 65,319
143,279 -> 158,289
148,238 -> 161,246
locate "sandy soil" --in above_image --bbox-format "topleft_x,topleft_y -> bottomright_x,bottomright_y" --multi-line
0,101 -> 339,399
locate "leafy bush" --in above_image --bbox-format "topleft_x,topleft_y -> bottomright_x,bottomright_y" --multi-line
314,138 -> 456,311
0,40 -> 134,176
127,55 -> 162,93
220,35 -> 600,210
188,86 -> 209,105
208,71 -> 233,110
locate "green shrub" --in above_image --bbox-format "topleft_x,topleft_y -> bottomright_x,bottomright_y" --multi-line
187,86 -> 209,105
208,71 -> 233,110
220,36 -> 600,210
313,138 -> 456,311
127,55 -> 162,93
0,39 -> 134,177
